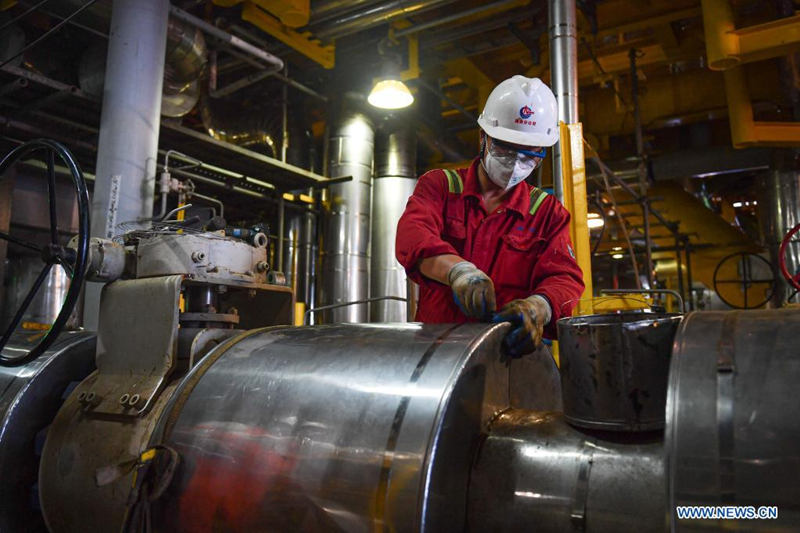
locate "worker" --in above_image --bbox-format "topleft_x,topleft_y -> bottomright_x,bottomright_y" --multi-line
396,75 -> 585,356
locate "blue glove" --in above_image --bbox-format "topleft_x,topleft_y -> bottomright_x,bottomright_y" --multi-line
492,295 -> 551,356
447,261 -> 496,320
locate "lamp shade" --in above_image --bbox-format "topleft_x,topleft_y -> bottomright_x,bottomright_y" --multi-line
368,79 -> 414,109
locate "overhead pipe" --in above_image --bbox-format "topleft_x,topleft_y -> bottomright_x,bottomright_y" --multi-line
394,0 -> 524,37
314,0 -> 458,40
169,5 -> 283,72
549,0 -> 579,202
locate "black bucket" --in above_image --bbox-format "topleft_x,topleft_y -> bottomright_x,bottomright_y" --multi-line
557,312 -> 681,432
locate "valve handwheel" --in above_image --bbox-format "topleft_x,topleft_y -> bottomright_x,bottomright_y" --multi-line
779,222 -> 800,292
712,252 -> 776,309
0,139 -> 90,367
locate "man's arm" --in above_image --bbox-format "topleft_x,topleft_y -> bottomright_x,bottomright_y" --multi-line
529,204 -> 586,338
395,170 -> 461,285
395,171 -> 496,319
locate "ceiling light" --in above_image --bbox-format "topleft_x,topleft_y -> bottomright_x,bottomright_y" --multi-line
368,79 -> 414,109
612,246 -> 623,251
612,253 -> 624,259
587,213 -> 604,229
733,201 -> 743,208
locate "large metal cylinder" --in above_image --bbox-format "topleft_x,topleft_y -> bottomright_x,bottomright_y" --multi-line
371,125 -> 417,322
0,332 -> 95,532
468,410 -> 665,532
84,0 -> 170,330
321,105 -> 374,322
667,309 -> 800,530
149,323 -> 534,532
548,0 -> 578,202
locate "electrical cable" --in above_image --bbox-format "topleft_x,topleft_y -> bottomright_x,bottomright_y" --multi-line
0,0 -> 100,70
0,0 -> 50,33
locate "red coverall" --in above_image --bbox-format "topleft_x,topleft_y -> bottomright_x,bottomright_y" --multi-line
395,158 -> 585,339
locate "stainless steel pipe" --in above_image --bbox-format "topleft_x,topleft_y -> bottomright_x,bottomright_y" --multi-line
321,105 -> 374,322
667,310 -> 800,530
149,322 -> 552,531
469,410 -> 665,532
548,0 -> 579,202
371,125 -> 417,322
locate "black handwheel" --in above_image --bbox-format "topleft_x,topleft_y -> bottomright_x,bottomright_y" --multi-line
712,251 -> 775,309
0,139 -> 90,366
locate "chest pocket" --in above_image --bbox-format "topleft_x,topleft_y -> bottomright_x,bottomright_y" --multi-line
496,232 -> 547,290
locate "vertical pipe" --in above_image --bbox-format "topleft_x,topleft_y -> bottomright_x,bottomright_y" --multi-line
629,48 -> 654,288
758,167 -> 800,306
675,236 -> 685,308
321,100 -> 374,323
549,0 -> 578,203
371,123 -> 417,322
83,0 -> 169,330
684,238 -> 694,310
277,196 -> 285,272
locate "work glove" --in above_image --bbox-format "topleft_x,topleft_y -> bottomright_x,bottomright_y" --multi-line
447,261 -> 497,320
492,295 -> 552,357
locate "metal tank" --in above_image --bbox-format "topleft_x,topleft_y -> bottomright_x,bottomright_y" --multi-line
0,331 -> 95,532
370,124 -> 418,322
558,312 -> 681,431
321,103 -> 374,322
667,309 -> 800,530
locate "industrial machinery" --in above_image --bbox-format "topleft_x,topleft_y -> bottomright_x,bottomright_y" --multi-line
1,140 -> 799,532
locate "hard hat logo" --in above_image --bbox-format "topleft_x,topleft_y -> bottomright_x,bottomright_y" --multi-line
519,105 -> 534,119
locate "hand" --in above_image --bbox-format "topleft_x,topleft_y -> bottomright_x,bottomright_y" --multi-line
492,295 -> 551,357
447,261 -> 496,320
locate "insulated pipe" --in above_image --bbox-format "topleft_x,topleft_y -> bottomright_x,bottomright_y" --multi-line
370,124 -> 417,322
84,0 -> 169,330
320,102 -> 374,322
549,0 -> 579,202
169,5 -> 283,72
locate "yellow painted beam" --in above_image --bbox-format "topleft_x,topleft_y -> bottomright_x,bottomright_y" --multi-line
559,122 -> 593,315
593,6 -> 702,43
579,43 -> 666,82
241,2 -> 334,69
702,0 -> 800,70
215,0 -> 309,27
724,66 -> 800,147
443,58 -> 494,112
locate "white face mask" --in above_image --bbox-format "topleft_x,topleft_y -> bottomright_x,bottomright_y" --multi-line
482,149 -> 538,191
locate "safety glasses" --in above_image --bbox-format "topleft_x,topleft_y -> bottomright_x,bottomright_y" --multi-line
489,137 -> 547,160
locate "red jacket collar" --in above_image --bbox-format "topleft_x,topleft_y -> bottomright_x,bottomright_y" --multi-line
462,157 -> 532,217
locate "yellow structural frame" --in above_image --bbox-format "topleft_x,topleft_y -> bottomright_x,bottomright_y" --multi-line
240,2 -> 335,69
702,0 -> 800,147
559,122 -> 593,316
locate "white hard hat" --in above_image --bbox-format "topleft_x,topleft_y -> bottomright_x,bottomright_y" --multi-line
477,75 -> 559,147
